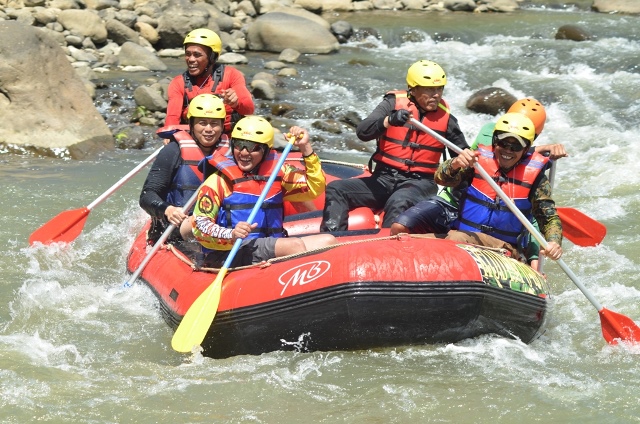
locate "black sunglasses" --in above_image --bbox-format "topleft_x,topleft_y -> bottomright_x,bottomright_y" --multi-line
494,138 -> 525,152
233,139 -> 263,153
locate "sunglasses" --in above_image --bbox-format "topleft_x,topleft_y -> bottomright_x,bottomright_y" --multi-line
494,138 -> 525,152
233,139 -> 263,153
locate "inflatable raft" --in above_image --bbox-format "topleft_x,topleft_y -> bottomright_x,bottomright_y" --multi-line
127,222 -> 549,358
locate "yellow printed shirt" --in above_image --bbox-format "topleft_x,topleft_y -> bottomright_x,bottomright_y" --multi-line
192,153 -> 325,250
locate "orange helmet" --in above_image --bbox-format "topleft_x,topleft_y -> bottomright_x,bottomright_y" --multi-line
507,98 -> 546,136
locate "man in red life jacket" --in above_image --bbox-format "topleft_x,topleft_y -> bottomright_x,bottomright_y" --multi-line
436,113 -> 563,262
319,60 -> 469,232
165,28 -> 254,134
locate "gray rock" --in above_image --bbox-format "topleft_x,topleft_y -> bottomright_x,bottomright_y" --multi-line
555,24 -> 593,41
247,12 -> 339,54
278,48 -> 300,63
118,41 -> 167,71
57,9 -> 108,44
0,21 -> 113,159
133,85 -> 167,112
592,0 -> 640,14
465,87 -> 516,116
250,79 -> 277,100
106,18 -> 141,45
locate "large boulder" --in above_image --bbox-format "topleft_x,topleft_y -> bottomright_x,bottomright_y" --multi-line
247,12 -> 339,54
592,0 -> 640,14
0,21 -> 113,159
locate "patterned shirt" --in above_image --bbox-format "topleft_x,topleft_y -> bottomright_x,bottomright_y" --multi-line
435,157 -> 563,245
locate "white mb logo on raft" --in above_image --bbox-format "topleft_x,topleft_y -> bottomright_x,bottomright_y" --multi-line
278,261 -> 331,296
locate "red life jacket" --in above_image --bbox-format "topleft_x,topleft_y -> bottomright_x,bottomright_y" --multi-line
372,91 -> 451,174
208,152 -> 285,238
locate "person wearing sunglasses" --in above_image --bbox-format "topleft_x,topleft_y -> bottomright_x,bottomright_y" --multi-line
191,116 -> 337,268
431,112 -> 563,263
139,94 -> 229,247
390,98 -> 567,269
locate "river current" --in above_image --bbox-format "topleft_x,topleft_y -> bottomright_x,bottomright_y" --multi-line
2,7 -> 640,423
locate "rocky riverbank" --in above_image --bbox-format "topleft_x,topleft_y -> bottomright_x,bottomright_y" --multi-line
0,0 -> 638,157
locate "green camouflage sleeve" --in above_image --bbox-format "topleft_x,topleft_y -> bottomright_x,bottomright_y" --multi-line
532,175 -> 563,245
434,158 -> 474,187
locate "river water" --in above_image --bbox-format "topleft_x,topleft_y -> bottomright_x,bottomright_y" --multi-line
3,7 -> 640,423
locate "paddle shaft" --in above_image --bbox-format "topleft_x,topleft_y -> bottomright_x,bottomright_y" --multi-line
408,118 -> 606,311
88,147 -> 162,211
221,141 -> 297,269
124,186 -> 200,288
171,136 -> 298,352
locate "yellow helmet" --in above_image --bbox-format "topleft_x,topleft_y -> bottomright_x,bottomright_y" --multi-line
507,98 -> 546,136
406,60 -> 447,88
231,116 -> 274,148
183,28 -> 222,54
187,94 -> 226,119
494,113 -> 536,148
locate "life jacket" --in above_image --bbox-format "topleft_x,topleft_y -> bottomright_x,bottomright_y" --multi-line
180,65 -> 243,132
372,91 -> 451,174
455,146 -> 550,245
165,130 -> 205,211
209,152 -> 286,238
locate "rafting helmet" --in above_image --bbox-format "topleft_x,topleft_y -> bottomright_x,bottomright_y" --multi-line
493,113 -> 536,149
183,28 -> 222,54
231,116 -> 274,148
406,60 -> 447,88
187,94 -> 226,120
508,98 -> 546,136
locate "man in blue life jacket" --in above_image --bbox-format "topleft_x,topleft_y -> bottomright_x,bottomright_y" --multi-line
390,98 -> 567,269
433,112 -> 563,262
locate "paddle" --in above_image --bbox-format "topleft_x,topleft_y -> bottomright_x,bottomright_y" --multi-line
171,134 -> 298,353
29,147 -> 163,246
410,117 -> 640,344
556,207 -> 606,247
123,187 -> 201,288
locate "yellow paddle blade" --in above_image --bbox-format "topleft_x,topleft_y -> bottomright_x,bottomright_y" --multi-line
171,268 -> 227,353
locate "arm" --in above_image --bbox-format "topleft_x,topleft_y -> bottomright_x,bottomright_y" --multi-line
192,174 -> 238,250
534,144 -> 568,160
532,175 -> 563,260
434,150 -> 477,187
355,94 -> 396,141
139,143 -> 181,218
280,126 -> 326,201
165,76 -> 185,127
219,67 -> 255,116
444,114 -> 469,157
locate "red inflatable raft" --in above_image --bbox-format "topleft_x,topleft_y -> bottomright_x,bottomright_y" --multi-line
127,153 -> 550,358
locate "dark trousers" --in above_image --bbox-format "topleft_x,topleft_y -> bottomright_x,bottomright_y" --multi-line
320,166 -> 437,231
393,195 -> 459,234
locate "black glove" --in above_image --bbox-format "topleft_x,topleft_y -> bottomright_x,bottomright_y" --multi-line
388,109 -> 411,127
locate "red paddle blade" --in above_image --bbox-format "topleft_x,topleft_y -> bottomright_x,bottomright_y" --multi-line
599,308 -> 640,344
557,207 -> 606,247
29,207 -> 90,246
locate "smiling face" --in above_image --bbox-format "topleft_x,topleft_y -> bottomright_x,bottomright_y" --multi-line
493,136 -> 527,170
192,118 -> 223,153
232,139 -> 265,173
184,44 -> 211,77
410,85 -> 444,112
